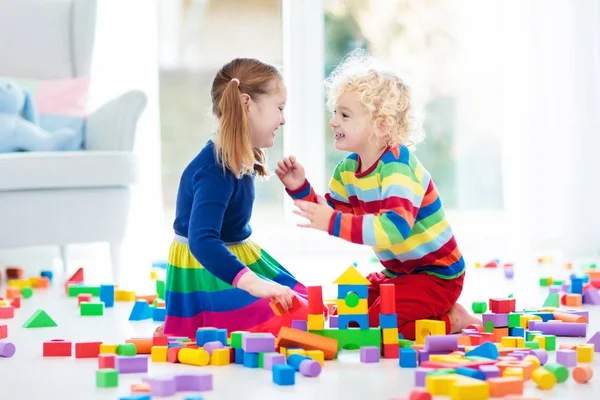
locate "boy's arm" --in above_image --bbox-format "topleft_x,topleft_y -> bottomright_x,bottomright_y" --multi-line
328,162 -> 425,247
286,178 -> 354,214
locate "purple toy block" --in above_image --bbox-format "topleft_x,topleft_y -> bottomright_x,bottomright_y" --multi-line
482,313 -> 509,327
507,352 -> 525,360
479,365 -> 500,379
549,286 -> 561,293
115,355 -> 149,373
529,321 -> 587,337
203,341 -> 224,356
556,349 -> 577,367
263,353 -> 286,370
291,320 -> 308,331
586,331 -> 600,352
583,289 -> 600,305
415,367 -> 434,387
360,346 -> 380,363
562,282 -> 570,292
425,335 -> 458,352
504,268 -> 514,279
531,349 -> 548,365
329,315 -> 339,328
174,373 -> 213,391
299,359 -> 321,377
142,376 -> 176,397
0,342 -> 16,358
242,333 -> 275,353
418,350 -> 429,363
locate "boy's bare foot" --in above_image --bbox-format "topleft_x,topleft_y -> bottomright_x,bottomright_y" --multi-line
446,303 -> 482,333
154,324 -> 164,336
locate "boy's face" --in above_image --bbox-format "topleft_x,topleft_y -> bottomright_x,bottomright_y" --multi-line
328,90 -> 371,153
248,78 -> 287,149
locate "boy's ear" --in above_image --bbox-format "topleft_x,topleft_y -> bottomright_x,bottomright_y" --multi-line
377,119 -> 390,135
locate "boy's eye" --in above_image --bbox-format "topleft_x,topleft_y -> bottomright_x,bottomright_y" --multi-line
342,113 -> 349,118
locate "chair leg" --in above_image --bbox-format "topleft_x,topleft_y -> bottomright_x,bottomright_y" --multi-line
109,242 -> 122,285
60,245 -> 68,274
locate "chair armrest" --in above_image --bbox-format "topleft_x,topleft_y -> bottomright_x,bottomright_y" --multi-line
85,90 -> 148,151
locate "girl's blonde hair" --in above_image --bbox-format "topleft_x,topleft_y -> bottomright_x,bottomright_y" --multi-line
211,58 -> 282,177
325,49 -> 424,149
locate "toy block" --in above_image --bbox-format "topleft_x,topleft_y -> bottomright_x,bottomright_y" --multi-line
115,289 -> 136,302
242,332 -> 275,353
0,324 -> 6,339
229,331 -> 248,349
483,313 -> 509,328
299,359 -> 322,377
23,309 -> 57,328
493,328 -> 509,342
8,279 -> 30,288
8,296 -> 20,308
399,347 -> 417,368
77,294 -> 92,306
152,336 -> 168,347
329,315 -> 339,328
208,347 -> 230,366
573,365 -> 593,383
449,377 -> 490,400
360,346 -> 380,363
425,335 -> 458,352
543,362 -> 569,383
456,366 -> 486,380
115,355 -> 149,373
6,287 -> 20,300
577,344 -> 594,362
335,298 -> 368,315
532,367 -> 556,390
312,327 -> 381,351
151,346 -> 168,362
425,374 -> 461,396
308,286 -> 324,314
263,352 -> 285,369
156,279 -> 166,300
117,343 -> 137,356
379,283 -> 396,314
509,327 -> 525,337
96,369 -> 118,388
496,360 -> 535,380
136,294 -> 158,304
503,367 -> 524,379
382,343 -> 399,359
75,341 -> 102,358
465,342 -> 499,359
382,327 -> 399,344
28,276 -> 40,287
287,348 -> 307,357
489,298 -> 516,314
305,349 -> 325,366
100,344 -> 117,354
399,338 -> 414,348
566,294 -> 582,307
471,301 -> 487,314
272,364 -> 295,385
178,348 -> 209,366
99,354 -> 115,369
0,341 -> 16,358
80,302 -> 104,316
270,299 -> 286,315
243,351 -> 259,368
125,338 -> 153,354
277,326 -> 338,360
308,313 -> 325,330
287,353 -> 310,370
65,267 -> 84,285
167,347 -> 182,363
153,307 -> 166,321
100,284 -> 115,308
543,292 -> 560,308
338,313 -> 369,329
379,313 -> 397,329
0,306 -> 14,319
130,383 -> 151,393
154,299 -> 166,308
334,265 -> 371,285
501,337 -> 524,348
129,300 -> 152,321
415,319 -> 446,345
43,339 -> 72,357
337,284 -> 369,299
68,285 -> 100,297
292,319 -> 308,331
529,320 -> 587,337
5,266 -> 23,279
141,376 -> 176,397
194,327 -> 226,346
173,373 -> 213,392
20,287 -> 33,298
556,349 -> 577,366
203,341 -> 224,356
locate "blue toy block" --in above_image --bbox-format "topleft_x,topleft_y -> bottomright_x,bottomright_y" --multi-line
152,307 -> 166,322
128,300 -> 152,321
183,397 -> 204,400
338,314 -> 369,330
243,351 -> 259,368
272,364 -> 295,385
531,312 -> 555,322
509,327 -> 526,338
119,395 -> 151,400
287,354 -> 310,371
465,342 -> 499,360
167,342 -> 184,348
456,367 -> 486,380
399,347 -> 417,368
234,348 -> 245,364
40,270 -> 53,283
338,284 -> 369,299
379,313 -> 397,329
570,278 -> 584,294
215,328 -> 227,345
152,260 -> 169,269
398,333 -> 404,339
196,328 -> 227,346
99,284 -> 114,308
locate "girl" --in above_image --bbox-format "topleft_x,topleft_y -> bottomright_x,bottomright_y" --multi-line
276,50 -> 481,340
157,57 -> 309,339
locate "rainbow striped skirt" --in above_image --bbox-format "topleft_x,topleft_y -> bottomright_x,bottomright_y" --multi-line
163,237 -> 309,339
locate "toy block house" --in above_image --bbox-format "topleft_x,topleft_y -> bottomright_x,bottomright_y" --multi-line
334,265 -> 370,329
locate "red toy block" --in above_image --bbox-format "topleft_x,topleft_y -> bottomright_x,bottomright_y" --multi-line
308,286 -> 323,314
0,306 -> 14,319
43,339 -> 72,357
408,388 -> 432,400
0,324 -> 7,339
77,294 -> 92,306
10,296 -> 21,309
152,335 -> 168,347
75,341 -> 102,358
489,298 -> 516,314
380,284 -> 396,314
382,343 -> 399,359
5,267 -> 23,279
167,347 -> 181,363
98,354 -> 115,369
470,332 -> 494,345
466,324 -> 485,332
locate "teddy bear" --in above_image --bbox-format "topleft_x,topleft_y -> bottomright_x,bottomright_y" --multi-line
0,78 -> 83,153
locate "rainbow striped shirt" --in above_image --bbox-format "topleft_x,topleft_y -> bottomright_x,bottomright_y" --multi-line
287,145 -> 465,280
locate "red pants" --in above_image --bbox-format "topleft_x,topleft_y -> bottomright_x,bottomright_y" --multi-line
367,271 -> 465,340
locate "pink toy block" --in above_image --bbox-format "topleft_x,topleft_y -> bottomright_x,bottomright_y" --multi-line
0,324 -> 7,339
98,354 -> 115,369
0,306 -> 14,319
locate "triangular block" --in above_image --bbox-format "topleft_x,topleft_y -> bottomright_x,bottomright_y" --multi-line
333,265 -> 371,285
465,342 -> 499,360
543,293 -> 560,308
128,300 -> 153,321
23,309 -> 57,328
583,289 -> 600,305
586,331 -> 600,352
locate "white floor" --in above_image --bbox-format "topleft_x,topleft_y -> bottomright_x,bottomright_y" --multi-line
1,257 -> 599,399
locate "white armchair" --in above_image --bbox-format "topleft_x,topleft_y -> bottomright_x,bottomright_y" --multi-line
0,0 -> 147,284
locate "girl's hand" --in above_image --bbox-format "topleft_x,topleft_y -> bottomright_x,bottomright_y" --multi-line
293,195 -> 335,232
275,156 -> 306,191
236,271 -> 294,311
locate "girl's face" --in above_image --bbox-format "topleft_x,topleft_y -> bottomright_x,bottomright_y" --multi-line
328,90 -> 372,153
247,79 -> 287,149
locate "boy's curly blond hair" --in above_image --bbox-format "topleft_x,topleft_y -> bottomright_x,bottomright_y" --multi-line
325,49 -> 424,149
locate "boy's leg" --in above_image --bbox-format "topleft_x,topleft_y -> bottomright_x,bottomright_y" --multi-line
366,272 -> 466,340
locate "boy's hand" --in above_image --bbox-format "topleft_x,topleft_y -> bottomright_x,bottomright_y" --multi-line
275,156 -> 306,191
293,195 -> 335,232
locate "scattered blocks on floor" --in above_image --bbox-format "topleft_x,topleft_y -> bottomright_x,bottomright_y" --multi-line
359,346 -> 379,363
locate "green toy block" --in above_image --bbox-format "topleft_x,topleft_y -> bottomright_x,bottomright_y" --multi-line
96,369 -> 118,388
429,368 -> 456,376
116,343 -> 137,356
80,302 -> 104,316
508,313 -> 521,328
21,287 -> 33,299
543,335 -> 556,351
22,309 -> 57,328
484,320 -> 494,333
156,280 -> 166,300
525,341 -> 540,349
553,280 -> 563,285
543,293 -> 560,308
312,328 -> 381,350
258,352 -> 264,368
471,302 -> 487,314
539,278 -> 551,287
398,339 -> 414,348
230,331 -> 247,349
67,285 -> 100,297
344,292 -> 360,307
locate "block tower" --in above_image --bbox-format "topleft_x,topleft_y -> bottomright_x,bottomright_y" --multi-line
334,265 -> 370,329
379,283 -> 399,358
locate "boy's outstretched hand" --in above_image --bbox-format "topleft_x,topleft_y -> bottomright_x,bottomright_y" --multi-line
294,195 -> 335,232
276,156 -> 306,191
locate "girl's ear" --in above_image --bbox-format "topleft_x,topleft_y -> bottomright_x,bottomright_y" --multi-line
241,93 -> 251,113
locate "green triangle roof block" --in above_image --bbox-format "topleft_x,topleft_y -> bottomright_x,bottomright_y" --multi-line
22,309 -> 58,328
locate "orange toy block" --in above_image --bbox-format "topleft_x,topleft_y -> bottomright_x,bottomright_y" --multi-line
6,287 -> 20,300
566,294 -> 582,307
493,327 -> 509,342
277,326 -> 338,360
125,338 -> 153,354
496,360 -> 534,380
136,294 -> 158,304
36,277 -> 50,289
270,295 -> 306,316
573,365 -> 593,383
553,311 -> 587,323
131,383 -> 151,393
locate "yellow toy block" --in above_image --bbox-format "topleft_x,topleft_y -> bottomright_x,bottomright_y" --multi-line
534,336 -> 546,349
150,271 -> 158,280
151,346 -> 167,362
520,314 -> 541,329
532,367 -> 556,390
287,348 -> 307,357
382,328 -> 399,345
335,298 -> 368,315
503,367 -> 524,379
524,354 -> 541,369
279,346 -> 287,355
577,344 -> 594,363
306,350 -> 325,366
501,337 -> 516,348
428,355 -> 471,365
28,277 -> 40,287
210,348 -> 231,366
333,265 -> 371,285
449,377 -> 490,400
115,289 -> 136,302
100,344 -> 118,354
415,319 -> 446,345
0,301 -> 9,307
425,374 -> 461,396
307,314 -> 324,330
8,279 -> 30,288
